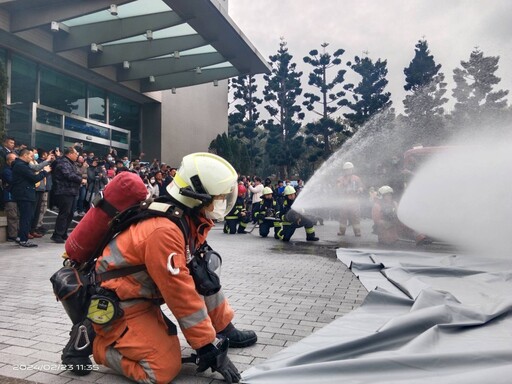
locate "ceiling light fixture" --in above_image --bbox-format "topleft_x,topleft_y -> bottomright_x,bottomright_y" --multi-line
110,4 -> 118,16
90,43 -> 103,53
50,21 -> 60,32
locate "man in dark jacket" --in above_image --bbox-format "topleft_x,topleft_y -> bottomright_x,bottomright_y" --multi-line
11,148 -> 51,247
1,153 -> 19,241
51,147 -> 81,243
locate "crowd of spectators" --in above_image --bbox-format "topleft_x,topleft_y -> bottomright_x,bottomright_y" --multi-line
0,136 -> 178,247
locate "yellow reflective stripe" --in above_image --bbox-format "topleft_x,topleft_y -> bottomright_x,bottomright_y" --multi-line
178,307 -> 209,329
306,227 -> 315,234
204,290 -> 225,312
173,173 -> 189,189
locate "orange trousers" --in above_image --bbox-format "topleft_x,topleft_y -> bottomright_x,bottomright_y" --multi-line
93,302 -> 181,384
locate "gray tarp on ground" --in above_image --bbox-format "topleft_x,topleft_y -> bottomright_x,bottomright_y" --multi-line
242,249 -> 512,383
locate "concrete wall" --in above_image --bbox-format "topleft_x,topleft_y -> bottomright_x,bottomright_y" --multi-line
160,80 -> 228,167
141,102 -> 162,162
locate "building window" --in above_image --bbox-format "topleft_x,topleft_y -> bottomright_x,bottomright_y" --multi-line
40,66 -> 86,117
109,93 -> 140,154
88,85 -> 106,123
10,54 -> 37,104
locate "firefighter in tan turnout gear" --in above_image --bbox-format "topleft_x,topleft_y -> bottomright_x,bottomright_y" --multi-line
337,162 -> 364,236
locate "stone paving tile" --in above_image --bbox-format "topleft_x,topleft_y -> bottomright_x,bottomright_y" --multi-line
25,371 -> 72,384
0,220 -> 373,384
0,365 -> 34,379
0,338 -> 38,348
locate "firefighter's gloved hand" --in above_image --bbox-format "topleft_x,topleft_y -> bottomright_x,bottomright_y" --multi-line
196,338 -> 241,383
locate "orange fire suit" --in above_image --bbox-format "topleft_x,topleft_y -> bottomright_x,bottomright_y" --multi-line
337,174 -> 364,236
92,215 -> 234,384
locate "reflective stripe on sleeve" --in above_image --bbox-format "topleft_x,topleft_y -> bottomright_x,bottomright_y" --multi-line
204,290 -> 226,312
178,307 -> 209,329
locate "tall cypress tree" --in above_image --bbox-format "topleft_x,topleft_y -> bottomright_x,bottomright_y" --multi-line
263,39 -> 304,179
209,133 -> 251,175
402,39 -> 448,147
451,49 -> 509,130
302,43 -> 348,160
228,75 -> 264,172
344,55 -> 392,128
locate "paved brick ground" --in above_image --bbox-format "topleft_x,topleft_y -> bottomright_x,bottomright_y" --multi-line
0,219 -> 375,383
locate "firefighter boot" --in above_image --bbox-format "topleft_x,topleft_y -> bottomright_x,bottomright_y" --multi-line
61,319 -> 96,376
306,232 -> 319,241
218,322 -> 258,348
306,227 -> 319,241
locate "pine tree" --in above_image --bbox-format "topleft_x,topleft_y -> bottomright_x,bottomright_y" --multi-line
451,49 -> 509,131
302,43 -> 348,160
228,75 -> 264,171
402,39 -> 448,147
344,54 -> 392,128
209,133 -> 251,175
263,39 -> 305,179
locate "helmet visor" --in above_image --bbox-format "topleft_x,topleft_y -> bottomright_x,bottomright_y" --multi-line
205,180 -> 238,221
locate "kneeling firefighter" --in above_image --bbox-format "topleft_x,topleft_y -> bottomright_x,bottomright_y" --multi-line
372,185 -> 399,245
254,187 -> 281,239
60,153 -> 256,383
278,186 -> 319,242
223,183 -> 249,234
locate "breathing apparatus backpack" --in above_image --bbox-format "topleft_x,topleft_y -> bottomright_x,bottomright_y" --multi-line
51,195 -> 223,330
50,194 -> 188,323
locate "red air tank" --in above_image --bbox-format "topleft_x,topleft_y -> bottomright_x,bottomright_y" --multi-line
65,172 -> 148,263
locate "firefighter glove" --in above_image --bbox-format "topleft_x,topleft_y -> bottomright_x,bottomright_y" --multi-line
196,337 -> 241,383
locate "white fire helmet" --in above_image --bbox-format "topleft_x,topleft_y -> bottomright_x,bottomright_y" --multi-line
378,185 -> 394,196
262,187 -> 273,195
284,185 -> 296,196
342,162 -> 354,170
166,152 -> 238,219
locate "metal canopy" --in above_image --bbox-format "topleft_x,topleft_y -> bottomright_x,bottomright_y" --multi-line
2,0 -> 270,95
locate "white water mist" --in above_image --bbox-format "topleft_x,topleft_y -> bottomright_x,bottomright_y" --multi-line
398,132 -> 512,257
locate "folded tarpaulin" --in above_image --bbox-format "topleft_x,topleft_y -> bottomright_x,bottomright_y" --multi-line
242,249 -> 512,383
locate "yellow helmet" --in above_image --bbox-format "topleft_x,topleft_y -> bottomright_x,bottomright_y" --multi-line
167,152 -> 237,211
262,187 -> 273,195
284,185 -> 296,196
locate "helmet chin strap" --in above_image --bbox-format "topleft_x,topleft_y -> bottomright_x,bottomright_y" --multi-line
179,187 -> 213,207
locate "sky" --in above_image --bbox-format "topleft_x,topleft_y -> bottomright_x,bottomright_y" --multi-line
228,0 -> 512,121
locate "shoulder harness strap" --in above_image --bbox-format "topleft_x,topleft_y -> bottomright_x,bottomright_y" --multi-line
88,198 -> 191,282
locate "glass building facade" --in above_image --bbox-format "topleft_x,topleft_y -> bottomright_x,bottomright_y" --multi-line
4,51 -> 141,158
